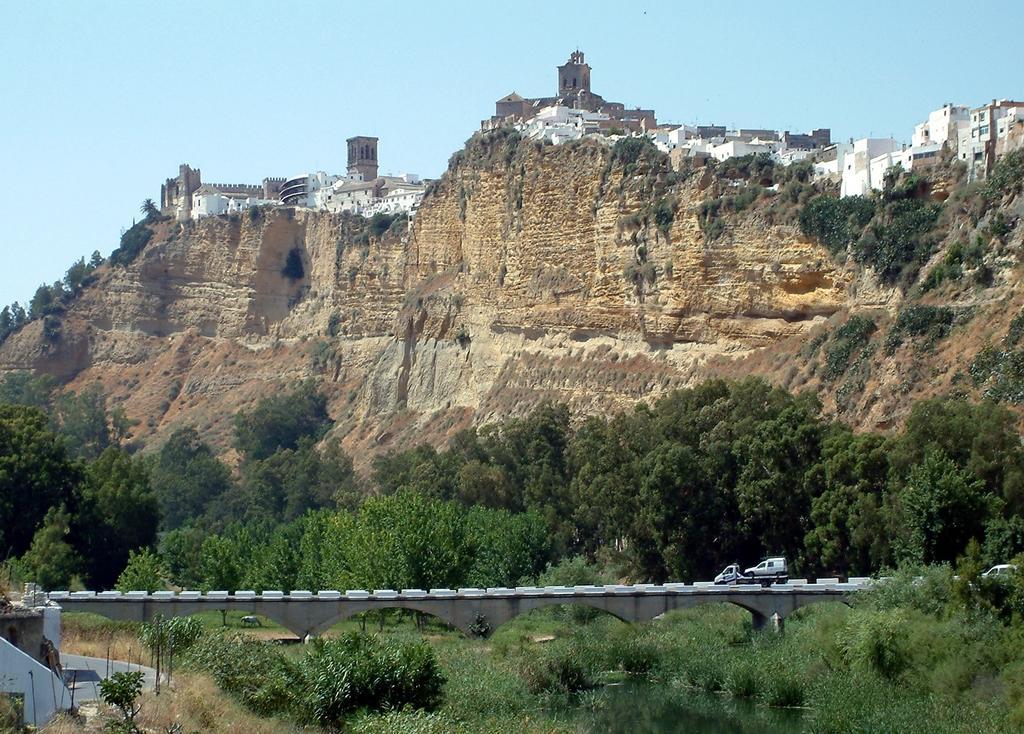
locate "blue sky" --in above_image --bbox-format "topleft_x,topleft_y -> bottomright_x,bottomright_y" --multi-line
1,0 -> 1019,307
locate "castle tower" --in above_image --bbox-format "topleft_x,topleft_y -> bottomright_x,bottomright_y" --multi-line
160,163 -> 201,221
557,50 -> 591,98
346,136 -> 379,181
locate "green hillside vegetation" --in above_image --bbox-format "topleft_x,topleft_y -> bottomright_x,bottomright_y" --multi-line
5,373 -> 1024,595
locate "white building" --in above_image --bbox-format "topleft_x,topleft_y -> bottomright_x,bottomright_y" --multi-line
868,148 -> 907,191
280,171 -> 361,208
903,141 -> 943,171
191,186 -> 275,220
363,187 -> 425,217
520,105 -> 612,144
316,179 -> 378,214
959,99 -> 1024,180
840,138 -> 900,197
777,148 -> 813,166
813,142 -> 853,180
913,103 -> 970,149
0,604 -> 69,728
708,138 -> 780,163
647,124 -> 698,153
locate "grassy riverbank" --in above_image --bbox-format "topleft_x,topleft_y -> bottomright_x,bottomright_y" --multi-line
52,567 -> 1024,733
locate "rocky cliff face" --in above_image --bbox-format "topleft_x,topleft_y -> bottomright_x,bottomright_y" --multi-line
0,135 -> 941,461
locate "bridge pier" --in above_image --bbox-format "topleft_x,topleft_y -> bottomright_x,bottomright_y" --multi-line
749,610 -> 785,634
771,612 -> 785,634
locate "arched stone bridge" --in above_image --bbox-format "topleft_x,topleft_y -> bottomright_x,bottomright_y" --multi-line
48,579 -> 870,639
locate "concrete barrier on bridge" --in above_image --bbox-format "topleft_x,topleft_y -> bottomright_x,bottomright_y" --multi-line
48,581 -> 865,639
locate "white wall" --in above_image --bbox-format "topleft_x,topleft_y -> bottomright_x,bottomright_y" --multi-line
42,606 -> 60,653
913,104 -> 969,148
709,140 -> 776,162
192,192 -> 229,219
841,138 -> 899,197
0,637 -> 70,727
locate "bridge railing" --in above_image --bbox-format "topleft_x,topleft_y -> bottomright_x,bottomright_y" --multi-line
46,579 -> 873,603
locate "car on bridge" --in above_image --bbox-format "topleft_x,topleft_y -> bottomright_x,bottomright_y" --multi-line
982,564 -> 1018,579
714,564 -> 745,585
714,557 -> 789,586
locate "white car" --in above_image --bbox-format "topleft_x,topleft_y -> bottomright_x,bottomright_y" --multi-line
982,564 -> 1018,579
744,557 -> 788,586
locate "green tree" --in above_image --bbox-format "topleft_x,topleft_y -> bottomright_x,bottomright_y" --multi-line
895,448 -> 991,564
804,430 -> 891,574
64,257 -> 92,293
19,505 -> 82,590
28,283 -> 58,320
482,402 -> 575,549
371,444 -> 459,500
569,412 -> 647,556
52,384 -> 127,460
158,525 -> 205,589
892,398 -> 1024,515
115,548 -> 166,592
0,404 -> 82,557
233,381 -> 331,461
242,520 -> 306,592
151,428 -> 232,529
0,371 -> 56,409
99,670 -> 145,733
630,443 -> 723,582
76,447 -> 159,587
464,506 -> 549,588
233,439 -> 356,524
110,221 -> 153,267
455,459 -> 515,509
198,534 -> 246,592
734,398 -> 823,564
140,198 -> 160,221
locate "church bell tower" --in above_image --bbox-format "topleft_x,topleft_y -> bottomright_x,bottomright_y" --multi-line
557,50 -> 591,97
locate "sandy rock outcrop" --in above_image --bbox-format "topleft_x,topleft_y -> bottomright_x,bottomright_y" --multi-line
0,137 -> 857,460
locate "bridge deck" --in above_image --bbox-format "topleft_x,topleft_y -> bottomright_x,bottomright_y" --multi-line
48,581 -> 870,638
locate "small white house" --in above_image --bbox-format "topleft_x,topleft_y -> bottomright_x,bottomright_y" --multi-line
709,138 -> 779,163
841,138 -> 900,197
191,187 -> 275,220
813,142 -> 853,179
912,104 -> 970,149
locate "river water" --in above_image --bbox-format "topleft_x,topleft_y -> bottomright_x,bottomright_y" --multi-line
574,682 -> 805,733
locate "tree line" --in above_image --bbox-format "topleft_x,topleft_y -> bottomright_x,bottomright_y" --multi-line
4,372 -> 1024,593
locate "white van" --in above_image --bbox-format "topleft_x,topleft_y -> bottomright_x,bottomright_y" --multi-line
744,557 -> 788,586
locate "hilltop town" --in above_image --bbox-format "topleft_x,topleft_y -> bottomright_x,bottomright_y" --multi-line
163,50 -> 1023,225
160,136 -> 429,223
487,50 -> 1023,194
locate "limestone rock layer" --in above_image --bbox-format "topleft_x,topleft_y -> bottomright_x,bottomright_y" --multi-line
0,139 -> 853,460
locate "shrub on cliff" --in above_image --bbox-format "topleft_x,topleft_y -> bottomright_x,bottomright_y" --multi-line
799,195 -> 876,255
823,316 -> 876,380
281,247 -> 305,280
110,221 -> 153,267
610,136 -> 662,177
984,149 -> 1024,202
233,380 -> 331,461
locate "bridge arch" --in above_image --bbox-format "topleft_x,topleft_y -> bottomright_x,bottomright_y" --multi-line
485,597 -> 633,636
307,602 -> 466,637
